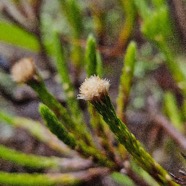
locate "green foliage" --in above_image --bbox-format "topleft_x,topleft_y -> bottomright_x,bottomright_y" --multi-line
90,94 -> 176,185
0,21 -> 39,51
27,72 -> 92,145
0,111 -> 72,155
96,51 -> 103,77
85,34 -> 97,76
39,103 -> 77,148
111,172 -> 135,186
0,0 -> 186,185
163,91 -> 183,132
85,34 -> 104,77
0,171 -> 81,186
0,144 -> 58,169
135,0 -> 186,93
50,32 -> 83,123
39,103 -> 114,167
59,0 -> 84,68
116,41 -> 136,119
117,0 -> 136,48
59,0 -> 83,38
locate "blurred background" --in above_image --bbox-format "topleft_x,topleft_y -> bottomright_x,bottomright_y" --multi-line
0,0 -> 186,185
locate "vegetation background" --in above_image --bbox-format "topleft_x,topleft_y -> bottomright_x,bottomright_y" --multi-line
0,0 -> 186,185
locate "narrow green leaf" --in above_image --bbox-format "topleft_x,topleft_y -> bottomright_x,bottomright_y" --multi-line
0,111 -> 72,156
51,32 -> 83,123
0,144 -> 58,169
39,103 -> 76,148
111,172 -> 135,186
163,91 -> 183,131
39,103 -> 114,167
0,171 -> 81,186
0,21 -> 40,51
59,0 -> 83,38
116,41 -> 136,119
0,111 -> 14,125
96,51 -> 103,77
85,34 -> 97,77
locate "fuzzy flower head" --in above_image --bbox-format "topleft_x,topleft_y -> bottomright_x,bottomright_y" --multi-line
11,58 -> 37,83
78,75 -> 110,101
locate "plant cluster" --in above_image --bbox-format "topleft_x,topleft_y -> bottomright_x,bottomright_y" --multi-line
0,0 -> 186,185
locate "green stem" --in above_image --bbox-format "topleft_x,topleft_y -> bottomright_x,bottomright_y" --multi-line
84,34 -> 113,151
28,75 -> 93,146
0,167 -> 109,186
85,34 -> 97,77
163,91 -> 183,132
59,0 -> 84,70
0,171 -> 82,186
91,95 -> 179,185
158,41 -> 186,93
39,104 -> 115,168
0,144 -> 92,172
96,51 -> 103,77
59,0 -> 83,39
0,111 -> 72,156
116,0 -> 136,50
88,103 -> 117,162
90,3 -> 107,44
0,144 -> 58,170
116,41 -> 136,120
51,32 -> 84,124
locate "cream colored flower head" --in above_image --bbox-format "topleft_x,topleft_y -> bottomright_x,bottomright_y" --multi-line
78,75 -> 110,101
11,58 -> 37,83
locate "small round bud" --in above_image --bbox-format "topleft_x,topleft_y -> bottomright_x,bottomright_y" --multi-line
78,75 -> 110,101
11,58 -> 36,83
